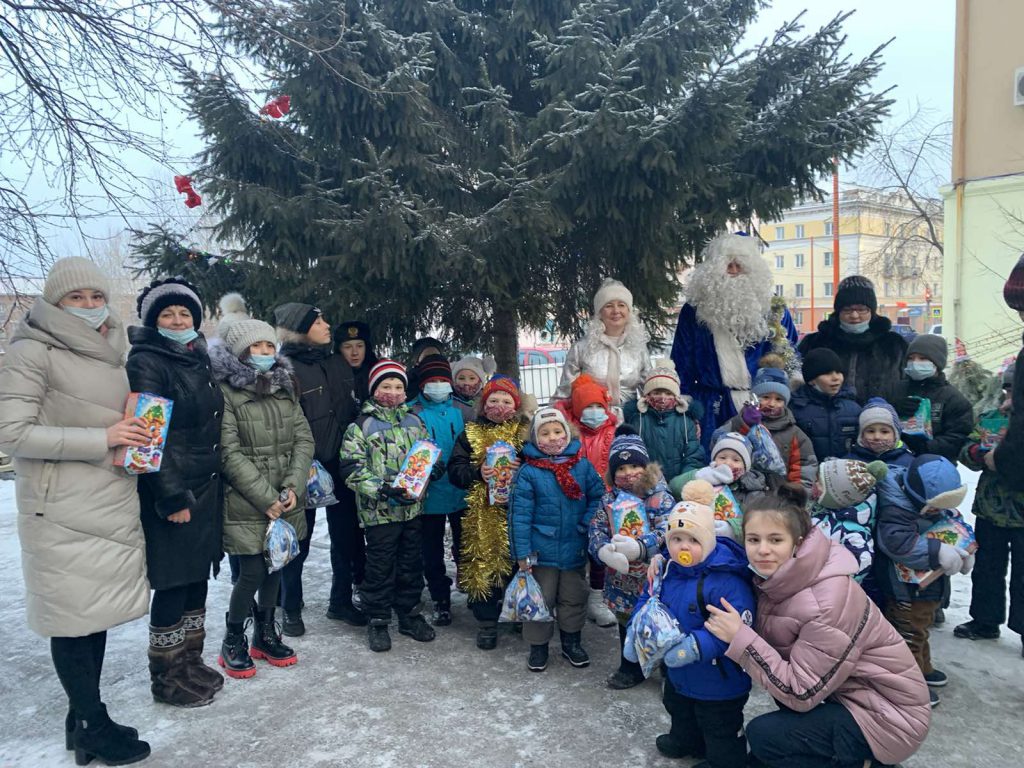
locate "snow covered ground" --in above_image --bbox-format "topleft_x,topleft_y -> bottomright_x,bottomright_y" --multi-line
0,469 -> 1021,768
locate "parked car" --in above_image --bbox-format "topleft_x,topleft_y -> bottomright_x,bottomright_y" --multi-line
518,347 -> 567,367
928,324 -> 943,336
892,323 -> 918,343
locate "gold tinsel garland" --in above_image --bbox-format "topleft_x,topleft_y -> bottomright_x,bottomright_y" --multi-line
769,295 -> 800,376
459,419 -> 526,601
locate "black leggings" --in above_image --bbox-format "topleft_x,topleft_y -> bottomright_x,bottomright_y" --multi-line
150,580 -> 209,627
51,632 -> 107,721
227,554 -> 282,623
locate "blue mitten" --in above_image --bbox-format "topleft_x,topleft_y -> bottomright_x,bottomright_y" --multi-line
623,620 -> 639,663
664,633 -> 701,668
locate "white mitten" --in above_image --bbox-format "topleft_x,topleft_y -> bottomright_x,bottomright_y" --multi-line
695,464 -> 734,486
611,534 -> 642,561
598,543 -> 630,575
713,519 -> 736,541
958,549 -> 976,575
937,543 -> 963,576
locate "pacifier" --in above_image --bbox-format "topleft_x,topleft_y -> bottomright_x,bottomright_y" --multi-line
676,551 -> 693,566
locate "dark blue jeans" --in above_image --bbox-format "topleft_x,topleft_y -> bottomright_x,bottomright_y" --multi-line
746,701 -> 876,768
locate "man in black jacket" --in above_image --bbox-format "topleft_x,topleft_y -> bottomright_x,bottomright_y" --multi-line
995,254 -> 1024,493
275,303 -> 365,635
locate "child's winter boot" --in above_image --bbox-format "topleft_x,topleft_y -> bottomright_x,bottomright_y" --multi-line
476,621 -> 498,650
368,617 -> 392,652
431,600 -> 452,626
528,644 -> 549,672
560,630 -> 590,667
250,608 -> 298,667
218,613 -> 256,679
398,613 -> 436,642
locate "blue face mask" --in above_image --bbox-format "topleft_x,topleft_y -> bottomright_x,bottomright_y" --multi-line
580,406 -> 609,429
422,382 -> 453,402
839,320 -> 870,335
62,304 -> 110,329
158,327 -> 199,345
249,354 -> 276,372
905,361 -> 937,381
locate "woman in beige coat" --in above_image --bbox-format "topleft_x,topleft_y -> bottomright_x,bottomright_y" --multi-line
0,257 -> 153,766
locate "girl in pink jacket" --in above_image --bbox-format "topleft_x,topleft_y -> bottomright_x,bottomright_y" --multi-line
703,484 -> 931,768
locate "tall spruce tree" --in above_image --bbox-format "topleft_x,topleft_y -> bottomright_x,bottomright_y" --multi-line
135,1 -> 891,373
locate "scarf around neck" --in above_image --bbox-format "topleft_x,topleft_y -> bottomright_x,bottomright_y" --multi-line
525,453 -> 583,500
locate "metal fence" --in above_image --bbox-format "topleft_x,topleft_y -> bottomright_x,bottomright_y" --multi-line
519,362 -> 561,406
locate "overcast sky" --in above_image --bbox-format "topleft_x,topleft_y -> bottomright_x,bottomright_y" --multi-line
6,0 -> 957,265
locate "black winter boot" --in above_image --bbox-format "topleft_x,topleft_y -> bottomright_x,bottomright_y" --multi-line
148,621 -> 215,708
431,600 -> 452,626
217,614 -> 256,679
326,602 -> 368,627
181,609 -> 224,693
250,609 -> 298,667
282,609 -> 305,637
476,622 -> 498,650
72,707 -> 150,766
398,613 -> 436,642
528,644 -> 549,672
560,630 -> 590,667
65,706 -> 137,752
368,618 -> 392,652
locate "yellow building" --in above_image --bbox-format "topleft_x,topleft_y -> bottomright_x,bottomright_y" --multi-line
941,0 -> 1024,369
761,185 -> 943,335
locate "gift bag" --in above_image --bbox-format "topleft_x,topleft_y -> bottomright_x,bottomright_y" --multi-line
978,413 -> 1009,453
901,396 -> 933,439
610,491 -> 651,539
747,424 -> 786,476
485,441 -> 517,505
305,460 -> 337,508
629,565 -> 683,677
499,570 -> 553,622
895,511 -> 976,588
392,439 -> 442,500
114,392 -> 173,474
264,518 -> 300,573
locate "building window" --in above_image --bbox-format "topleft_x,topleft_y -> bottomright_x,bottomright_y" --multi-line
775,226 -> 785,240
933,282 -> 941,297
795,283 -> 805,298
824,221 -> 833,236
794,310 -> 804,325
824,282 -> 834,297
795,253 -> 805,268
823,250 -> 833,267
775,254 -> 784,269
795,224 -> 805,239
774,284 -> 784,297
884,282 -> 894,298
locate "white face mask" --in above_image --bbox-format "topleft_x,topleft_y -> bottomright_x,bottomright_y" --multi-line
62,304 -> 110,329
905,361 -> 937,381
839,319 -> 870,335
422,382 -> 453,402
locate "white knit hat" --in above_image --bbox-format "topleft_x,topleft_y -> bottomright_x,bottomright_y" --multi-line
711,432 -> 752,470
42,257 -> 110,305
530,406 -> 571,443
593,278 -> 633,315
223,318 -> 277,357
216,293 -> 249,339
643,358 -> 681,396
451,355 -> 496,382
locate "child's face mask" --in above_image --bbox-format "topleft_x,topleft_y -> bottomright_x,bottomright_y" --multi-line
904,361 -> 937,381
375,391 -> 406,408
646,393 -> 677,412
613,465 -> 644,490
580,406 -> 609,429
535,422 -> 568,456
758,394 -> 786,419
860,424 -> 896,454
484,402 -> 516,422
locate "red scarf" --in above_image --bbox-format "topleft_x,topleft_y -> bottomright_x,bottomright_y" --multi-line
525,453 -> 583,500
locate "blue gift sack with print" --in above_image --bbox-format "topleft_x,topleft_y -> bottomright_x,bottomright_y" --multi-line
264,519 -> 300,573
306,460 -> 338,508
626,564 -> 683,677
499,569 -> 553,622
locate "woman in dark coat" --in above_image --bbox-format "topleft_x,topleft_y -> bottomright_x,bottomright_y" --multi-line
276,304 -> 363,635
126,277 -> 225,708
798,276 -> 908,406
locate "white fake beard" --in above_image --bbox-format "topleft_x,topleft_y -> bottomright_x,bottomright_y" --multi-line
688,265 -> 773,347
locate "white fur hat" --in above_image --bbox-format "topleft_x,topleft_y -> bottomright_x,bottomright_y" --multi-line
593,278 -> 633,315
451,355 -> 496,382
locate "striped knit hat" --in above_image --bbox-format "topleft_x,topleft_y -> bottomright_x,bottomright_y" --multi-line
608,425 -> 650,475
482,375 -> 521,409
413,353 -> 452,384
643,358 -> 681,397
137,277 -> 203,329
859,397 -> 901,437
369,359 -> 407,395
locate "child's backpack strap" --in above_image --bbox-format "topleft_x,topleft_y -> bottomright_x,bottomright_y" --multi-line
696,571 -> 729,678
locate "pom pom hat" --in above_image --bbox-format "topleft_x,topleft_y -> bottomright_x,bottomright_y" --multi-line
137,277 -> 203,329
608,425 -> 650,475
817,459 -> 888,509
666,480 -> 717,560
643,358 -> 681,397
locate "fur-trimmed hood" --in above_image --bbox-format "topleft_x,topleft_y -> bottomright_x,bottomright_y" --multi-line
209,341 -> 297,396
630,462 -> 666,497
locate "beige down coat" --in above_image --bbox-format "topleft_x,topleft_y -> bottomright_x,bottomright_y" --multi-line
0,300 -> 149,637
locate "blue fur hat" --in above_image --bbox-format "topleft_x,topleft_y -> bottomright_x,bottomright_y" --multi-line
752,367 -> 791,405
903,455 -> 967,511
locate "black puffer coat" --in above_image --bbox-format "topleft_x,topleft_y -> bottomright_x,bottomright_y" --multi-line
995,339 -> 1024,491
798,315 -> 909,405
894,373 -> 973,463
126,326 -> 224,590
279,341 -> 358,464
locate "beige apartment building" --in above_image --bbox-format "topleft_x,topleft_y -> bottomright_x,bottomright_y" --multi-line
761,185 -> 944,336
941,0 -> 1024,368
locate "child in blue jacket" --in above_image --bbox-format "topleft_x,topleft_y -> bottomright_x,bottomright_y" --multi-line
409,355 -> 466,627
510,407 -> 604,672
628,479 -> 755,766
791,348 -> 862,460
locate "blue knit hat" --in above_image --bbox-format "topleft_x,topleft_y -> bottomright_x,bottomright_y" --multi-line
859,397 -> 901,437
903,455 -> 967,512
753,367 -> 791,405
608,425 -> 649,475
